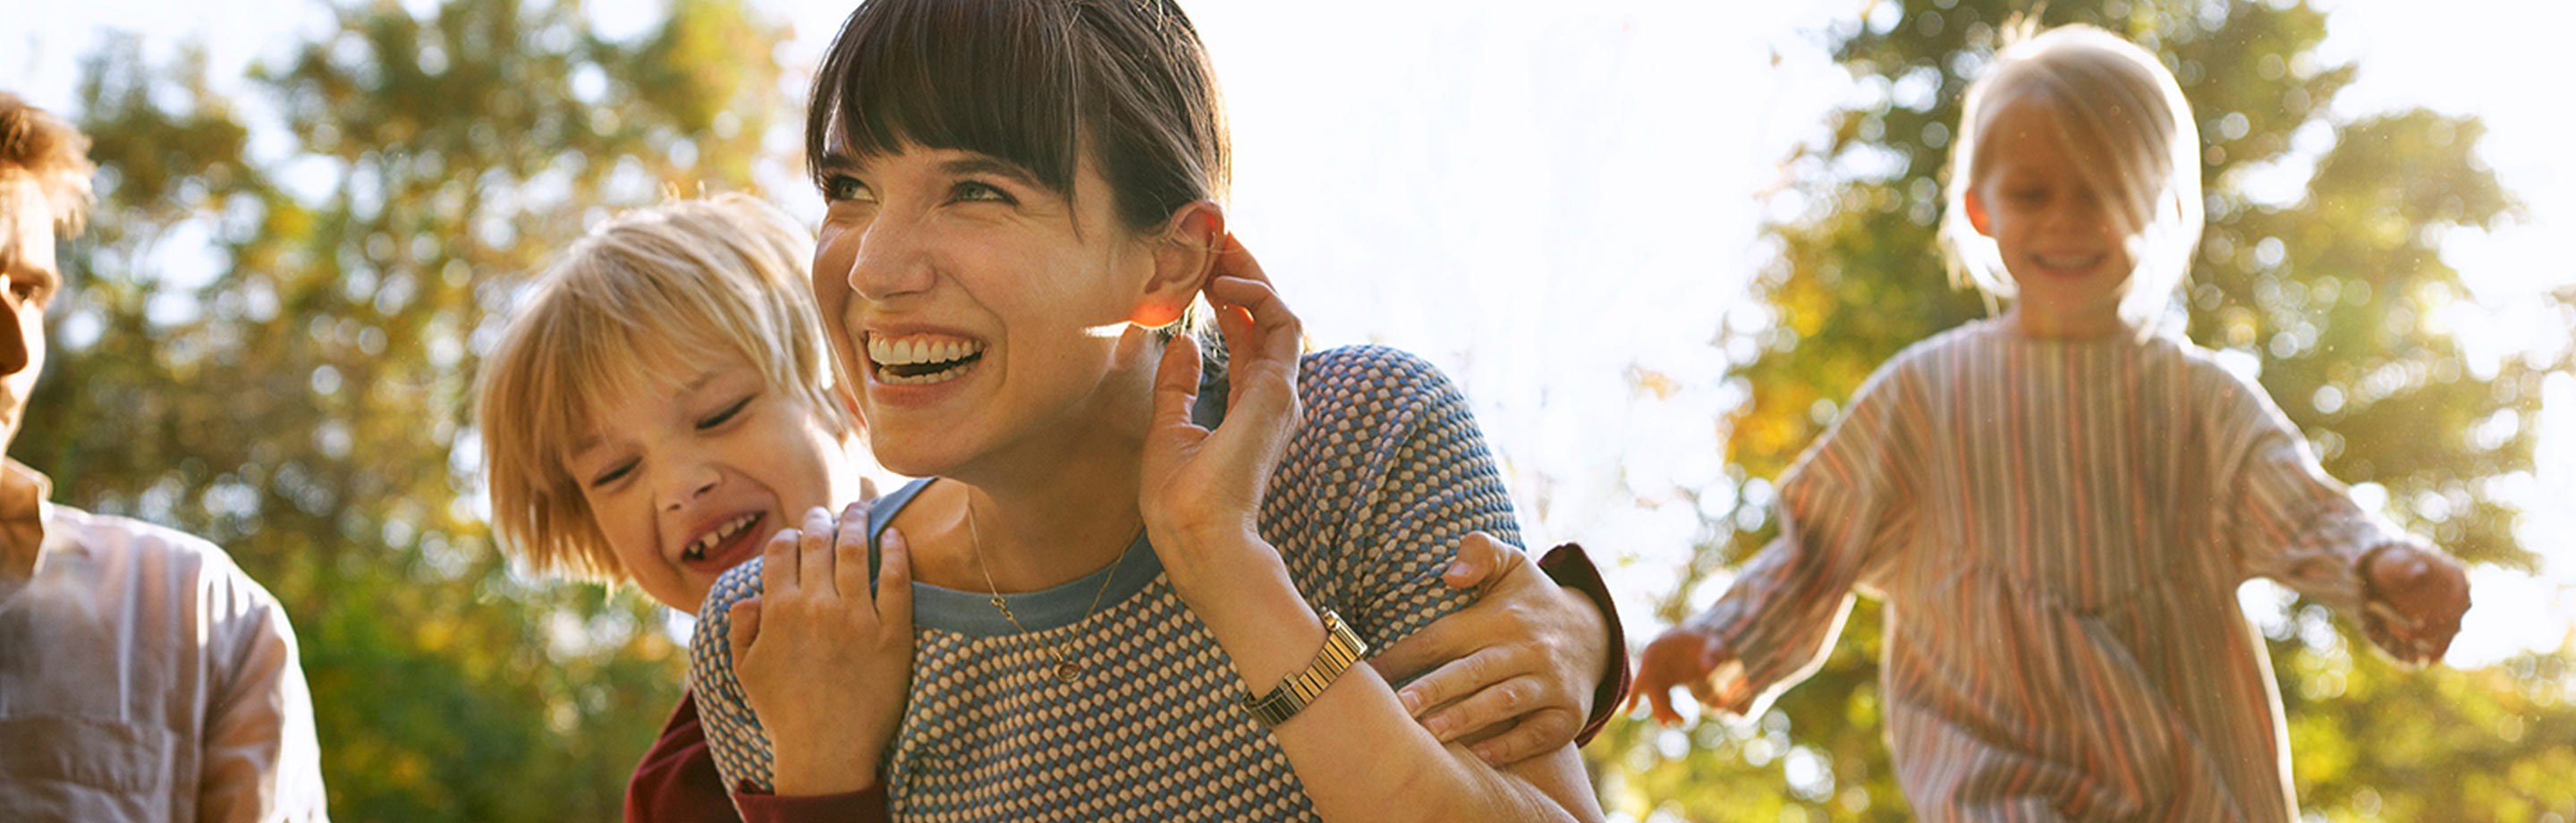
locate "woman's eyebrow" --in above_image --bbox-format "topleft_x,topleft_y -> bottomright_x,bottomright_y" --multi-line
814,149 -> 864,177
938,157 -> 1043,188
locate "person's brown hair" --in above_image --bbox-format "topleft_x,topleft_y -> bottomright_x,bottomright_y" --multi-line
0,92 -> 97,236
803,0 -> 1229,235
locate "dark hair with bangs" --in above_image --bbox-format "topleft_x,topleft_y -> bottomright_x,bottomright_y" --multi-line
804,0 -> 1229,235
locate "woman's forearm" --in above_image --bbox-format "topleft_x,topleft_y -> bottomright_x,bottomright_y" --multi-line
1182,539 -> 1601,823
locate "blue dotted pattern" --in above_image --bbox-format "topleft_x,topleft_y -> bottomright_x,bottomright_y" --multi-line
689,345 -> 1521,820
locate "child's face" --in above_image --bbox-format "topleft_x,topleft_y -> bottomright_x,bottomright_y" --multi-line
1968,98 -> 2137,337
564,348 -> 844,612
809,145 -> 1168,479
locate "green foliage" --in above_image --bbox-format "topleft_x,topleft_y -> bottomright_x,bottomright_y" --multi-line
20,0 -> 791,817
1602,0 -> 2576,819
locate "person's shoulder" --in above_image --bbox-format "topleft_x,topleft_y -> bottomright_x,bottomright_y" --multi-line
1297,344 -> 1452,391
48,505 -> 292,625
48,505 -> 238,576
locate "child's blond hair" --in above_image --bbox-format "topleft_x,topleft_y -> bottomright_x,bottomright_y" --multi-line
1938,23 -> 2203,329
476,192 -> 856,582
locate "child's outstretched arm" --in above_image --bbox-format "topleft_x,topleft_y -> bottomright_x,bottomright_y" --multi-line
1631,362 -> 1925,724
2212,369 -> 2470,666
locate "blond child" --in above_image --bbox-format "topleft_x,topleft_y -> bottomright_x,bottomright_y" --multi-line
1631,25 -> 2469,821
472,194 -> 1625,820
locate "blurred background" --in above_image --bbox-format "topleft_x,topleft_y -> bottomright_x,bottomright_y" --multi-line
5,0 -> 2572,819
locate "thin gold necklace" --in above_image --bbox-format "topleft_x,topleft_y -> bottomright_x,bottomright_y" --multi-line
963,495 -> 1127,683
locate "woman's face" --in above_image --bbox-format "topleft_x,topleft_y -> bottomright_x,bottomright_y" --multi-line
810,144 -> 1175,478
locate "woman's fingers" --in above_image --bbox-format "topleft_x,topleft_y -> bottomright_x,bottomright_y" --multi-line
1209,232 -> 1270,286
1205,274 -> 1302,375
1148,333 -> 1207,437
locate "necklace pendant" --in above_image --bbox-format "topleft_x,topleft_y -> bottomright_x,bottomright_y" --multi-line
1054,660 -> 1082,683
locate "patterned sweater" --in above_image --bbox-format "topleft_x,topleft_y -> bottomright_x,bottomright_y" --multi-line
689,345 -> 1520,820
1695,318 -> 2430,822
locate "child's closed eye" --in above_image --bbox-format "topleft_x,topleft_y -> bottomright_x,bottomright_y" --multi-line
589,458 -> 640,489
697,395 -> 754,430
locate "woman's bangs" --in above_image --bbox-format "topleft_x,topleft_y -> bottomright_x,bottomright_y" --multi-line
808,0 -> 1080,194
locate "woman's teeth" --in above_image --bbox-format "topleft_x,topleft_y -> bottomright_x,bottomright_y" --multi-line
869,335 -> 986,385
686,513 -> 760,561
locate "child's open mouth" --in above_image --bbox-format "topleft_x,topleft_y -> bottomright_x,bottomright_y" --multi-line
682,512 -> 763,564
868,333 -> 987,386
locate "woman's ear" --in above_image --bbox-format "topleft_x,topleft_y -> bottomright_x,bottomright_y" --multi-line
1131,199 -> 1224,327
1964,188 -> 1995,237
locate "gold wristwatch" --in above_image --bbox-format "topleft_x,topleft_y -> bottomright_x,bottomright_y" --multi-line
1242,608 -> 1368,727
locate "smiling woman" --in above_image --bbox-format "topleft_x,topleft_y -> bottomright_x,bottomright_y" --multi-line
682,0 -> 1607,820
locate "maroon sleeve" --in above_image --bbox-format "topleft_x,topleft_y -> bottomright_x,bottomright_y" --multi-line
625,691 -> 892,822
732,783 -> 893,822
1538,542 -> 1629,746
623,691 -> 741,823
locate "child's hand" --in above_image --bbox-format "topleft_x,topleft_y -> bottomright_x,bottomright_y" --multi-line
1140,234 -> 1304,605
727,504 -> 914,795
1370,532 -> 1606,766
2360,543 -> 2470,666
1628,624 -> 1750,726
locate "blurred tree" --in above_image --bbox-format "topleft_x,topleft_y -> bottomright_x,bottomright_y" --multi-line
1596,0 -> 2576,820
18,0 -> 791,817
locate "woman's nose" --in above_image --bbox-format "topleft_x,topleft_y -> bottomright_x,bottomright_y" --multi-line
843,211 -> 936,302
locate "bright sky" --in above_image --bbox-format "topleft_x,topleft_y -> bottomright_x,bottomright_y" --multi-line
6,0 -> 2571,667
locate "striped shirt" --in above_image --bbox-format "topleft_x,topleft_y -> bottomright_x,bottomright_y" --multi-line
1694,318 -> 2423,822
689,345 -> 1519,820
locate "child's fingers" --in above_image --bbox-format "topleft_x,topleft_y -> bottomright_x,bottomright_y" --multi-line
799,506 -> 838,598
759,527 -> 799,597
1419,672 -> 1546,742
1442,531 -> 1521,595
726,596 -> 764,662
1396,645 -> 1508,721
1467,712 -> 1576,767
834,503 -> 870,608
858,476 -> 881,505
877,526 -> 915,632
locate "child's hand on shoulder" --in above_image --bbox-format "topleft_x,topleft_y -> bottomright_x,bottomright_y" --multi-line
2360,543 -> 2470,666
728,503 -> 915,795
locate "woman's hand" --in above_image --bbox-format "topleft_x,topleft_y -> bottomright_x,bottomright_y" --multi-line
1370,532 -> 1606,766
1140,233 -> 1305,605
726,503 -> 914,795
1627,624 -> 1750,725
2360,543 -> 2470,666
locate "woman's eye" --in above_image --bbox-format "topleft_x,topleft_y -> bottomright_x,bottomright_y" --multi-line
822,174 -> 873,203
953,181 -> 1015,205
698,395 -> 753,430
